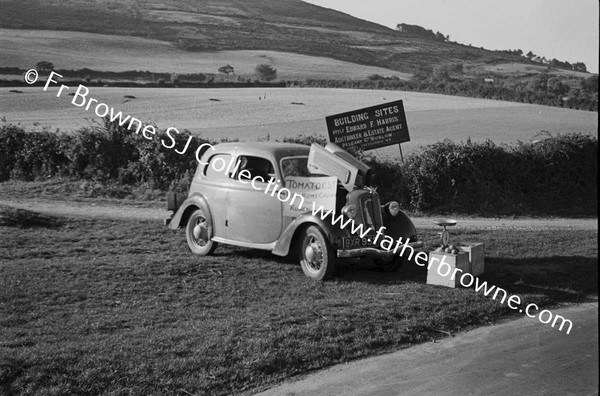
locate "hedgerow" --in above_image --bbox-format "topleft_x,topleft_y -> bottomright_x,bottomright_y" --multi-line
1,121 -> 596,216
399,136 -> 597,215
0,119 -> 208,190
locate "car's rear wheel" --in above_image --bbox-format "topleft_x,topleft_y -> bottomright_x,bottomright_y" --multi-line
374,255 -> 407,272
185,208 -> 218,255
299,225 -> 335,280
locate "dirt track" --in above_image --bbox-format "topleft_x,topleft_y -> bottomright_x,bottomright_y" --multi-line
1,198 -> 597,231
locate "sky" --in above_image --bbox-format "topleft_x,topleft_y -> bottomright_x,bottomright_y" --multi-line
304,0 -> 599,73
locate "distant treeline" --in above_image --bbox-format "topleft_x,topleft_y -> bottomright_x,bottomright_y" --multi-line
2,66 -> 596,111
1,121 -> 596,216
292,74 -> 599,112
0,67 -> 286,88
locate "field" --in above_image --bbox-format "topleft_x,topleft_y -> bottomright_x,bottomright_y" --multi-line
0,29 -> 410,81
483,63 -> 591,78
0,203 -> 597,395
1,86 -> 597,157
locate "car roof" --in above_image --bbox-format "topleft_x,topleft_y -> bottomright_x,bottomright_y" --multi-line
212,142 -> 310,159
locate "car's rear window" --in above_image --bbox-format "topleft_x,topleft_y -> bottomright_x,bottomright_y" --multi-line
204,153 -> 232,179
281,156 -> 310,177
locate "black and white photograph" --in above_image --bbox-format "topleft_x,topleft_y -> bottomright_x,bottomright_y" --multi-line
0,0 -> 597,394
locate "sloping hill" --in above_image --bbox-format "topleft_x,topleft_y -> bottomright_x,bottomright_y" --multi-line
0,28 -> 412,80
0,0 -> 532,74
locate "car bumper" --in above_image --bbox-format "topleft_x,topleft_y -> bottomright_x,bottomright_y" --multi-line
337,241 -> 424,259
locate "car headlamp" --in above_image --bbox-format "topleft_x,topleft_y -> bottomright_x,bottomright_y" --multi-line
342,204 -> 357,219
388,201 -> 400,217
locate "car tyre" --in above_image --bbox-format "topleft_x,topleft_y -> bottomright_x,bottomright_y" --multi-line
186,208 -> 218,256
299,225 -> 335,280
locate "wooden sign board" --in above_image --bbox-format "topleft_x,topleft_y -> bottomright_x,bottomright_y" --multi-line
325,100 -> 410,151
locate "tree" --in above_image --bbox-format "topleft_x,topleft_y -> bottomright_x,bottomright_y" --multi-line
218,64 -> 234,75
255,64 -> 277,81
36,61 -> 54,74
547,77 -> 568,96
432,65 -> 450,81
572,62 -> 587,73
526,51 -> 534,60
367,74 -> 384,81
580,75 -> 598,93
450,63 -> 464,76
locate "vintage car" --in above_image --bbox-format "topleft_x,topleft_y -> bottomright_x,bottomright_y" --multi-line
165,141 -> 423,280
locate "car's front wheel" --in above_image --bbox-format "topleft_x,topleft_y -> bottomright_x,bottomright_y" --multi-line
299,225 -> 335,280
185,208 -> 218,256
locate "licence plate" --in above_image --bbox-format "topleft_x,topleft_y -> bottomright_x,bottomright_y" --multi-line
342,236 -> 374,249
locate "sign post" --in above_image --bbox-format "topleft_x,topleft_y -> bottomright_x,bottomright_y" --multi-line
325,100 -> 410,159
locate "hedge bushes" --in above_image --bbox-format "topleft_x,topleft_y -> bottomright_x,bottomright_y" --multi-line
287,133 -> 597,216
0,119 -> 208,190
1,122 -> 596,216
397,135 -> 597,215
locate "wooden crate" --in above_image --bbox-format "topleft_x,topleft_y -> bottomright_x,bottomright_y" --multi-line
458,242 -> 485,276
427,251 -> 470,288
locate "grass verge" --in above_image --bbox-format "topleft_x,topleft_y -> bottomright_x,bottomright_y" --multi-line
0,209 -> 597,395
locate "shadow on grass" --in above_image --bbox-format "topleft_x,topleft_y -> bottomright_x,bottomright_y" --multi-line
232,246 -> 296,265
336,255 -> 598,304
482,256 -> 598,303
335,258 -> 427,285
0,205 -> 64,229
0,357 -> 27,395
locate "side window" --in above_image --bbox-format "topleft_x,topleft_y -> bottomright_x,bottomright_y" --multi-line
281,157 -> 310,177
204,153 -> 232,179
235,156 -> 275,183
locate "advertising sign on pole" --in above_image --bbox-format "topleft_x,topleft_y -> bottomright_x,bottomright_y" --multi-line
325,100 -> 410,157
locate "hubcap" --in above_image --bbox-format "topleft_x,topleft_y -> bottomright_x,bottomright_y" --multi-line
305,245 -> 315,261
192,216 -> 208,246
304,235 -> 323,272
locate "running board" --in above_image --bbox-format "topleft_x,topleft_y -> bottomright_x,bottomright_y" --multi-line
211,237 -> 276,251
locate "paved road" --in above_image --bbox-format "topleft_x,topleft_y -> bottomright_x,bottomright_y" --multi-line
256,303 -> 598,396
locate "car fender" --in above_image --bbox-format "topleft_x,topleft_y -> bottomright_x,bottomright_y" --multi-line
382,209 -> 418,241
168,193 -> 212,230
272,213 -> 348,256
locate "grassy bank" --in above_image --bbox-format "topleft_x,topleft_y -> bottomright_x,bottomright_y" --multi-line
0,207 -> 597,395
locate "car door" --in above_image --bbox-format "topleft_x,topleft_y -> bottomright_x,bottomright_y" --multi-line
224,155 -> 283,243
192,152 -> 232,238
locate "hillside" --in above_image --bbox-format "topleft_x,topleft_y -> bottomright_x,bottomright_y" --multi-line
0,0 -> 541,75
0,29 -> 412,80
0,0 -> 597,111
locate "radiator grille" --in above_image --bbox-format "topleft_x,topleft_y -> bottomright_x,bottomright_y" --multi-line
355,173 -> 364,188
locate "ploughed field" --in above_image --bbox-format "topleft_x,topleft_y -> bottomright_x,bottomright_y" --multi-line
0,205 -> 597,395
1,87 -> 597,157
